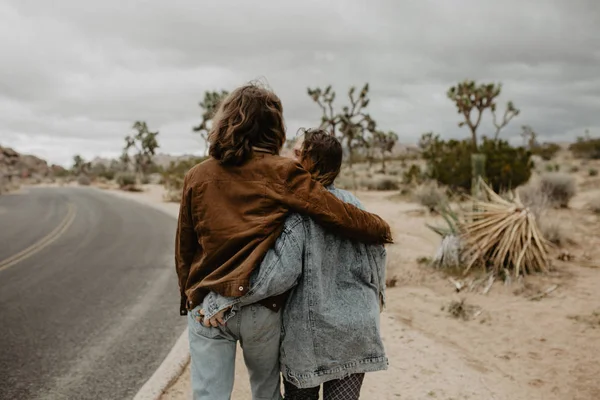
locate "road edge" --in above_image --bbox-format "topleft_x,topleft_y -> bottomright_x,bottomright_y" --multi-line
133,329 -> 190,400
96,187 -> 191,400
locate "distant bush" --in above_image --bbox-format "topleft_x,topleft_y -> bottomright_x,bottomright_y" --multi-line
116,172 -> 137,189
419,133 -> 533,193
545,163 -> 560,172
334,174 -> 356,190
361,176 -> 400,191
569,137 -> 600,159
531,142 -> 561,161
569,165 -> 580,173
518,183 -> 550,218
101,170 -> 116,181
539,218 -> 570,247
589,168 -> 598,177
163,188 -> 183,203
90,163 -> 116,181
412,182 -> 446,212
77,175 -> 91,186
51,165 -> 70,178
539,173 -> 576,208
588,196 -> 600,214
402,164 -> 426,185
162,157 -> 206,191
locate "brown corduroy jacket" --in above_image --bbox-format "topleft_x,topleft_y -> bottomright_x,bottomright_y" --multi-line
175,151 -> 393,315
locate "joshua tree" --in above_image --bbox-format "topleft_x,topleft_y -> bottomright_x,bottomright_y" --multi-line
193,90 -> 229,156
370,130 -> 398,173
71,155 -> 91,176
307,84 -> 377,167
492,101 -> 520,141
520,125 -> 538,149
447,80 -> 519,196
123,121 -> 159,179
447,81 -> 519,149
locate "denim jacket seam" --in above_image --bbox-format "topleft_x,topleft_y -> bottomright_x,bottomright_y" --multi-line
247,228 -> 298,290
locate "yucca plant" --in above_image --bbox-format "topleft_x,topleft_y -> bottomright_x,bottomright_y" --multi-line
426,195 -> 461,237
461,179 -> 552,277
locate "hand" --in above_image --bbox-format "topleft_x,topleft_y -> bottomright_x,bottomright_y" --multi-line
197,308 -> 228,327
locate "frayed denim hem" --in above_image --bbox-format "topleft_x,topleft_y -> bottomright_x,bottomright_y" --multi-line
281,356 -> 388,389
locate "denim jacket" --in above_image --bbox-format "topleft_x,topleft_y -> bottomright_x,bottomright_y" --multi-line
202,186 -> 388,388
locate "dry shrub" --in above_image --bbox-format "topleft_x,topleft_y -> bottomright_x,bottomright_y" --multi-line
590,168 -> 599,177
334,174 -> 356,190
385,276 -> 398,288
412,182 -> 446,212
461,180 -> 552,277
568,311 -> 600,328
518,183 -> 550,218
416,256 -> 432,265
121,184 -> 142,192
77,175 -> 91,186
163,188 -> 182,203
116,172 -> 137,189
446,299 -> 479,321
361,176 -> 400,191
588,196 -> 600,214
539,173 -> 576,208
538,217 -> 570,247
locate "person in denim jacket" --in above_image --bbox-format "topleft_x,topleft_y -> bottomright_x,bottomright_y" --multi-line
200,129 -> 388,399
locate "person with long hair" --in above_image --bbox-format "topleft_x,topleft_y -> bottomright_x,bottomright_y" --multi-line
202,129 -> 388,400
176,84 -> 392,400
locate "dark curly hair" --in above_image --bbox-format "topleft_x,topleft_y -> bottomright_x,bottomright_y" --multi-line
208,83 -> 286,166
299,128 -> 342,187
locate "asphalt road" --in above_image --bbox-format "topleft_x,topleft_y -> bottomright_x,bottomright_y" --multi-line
0,187 -> 186,400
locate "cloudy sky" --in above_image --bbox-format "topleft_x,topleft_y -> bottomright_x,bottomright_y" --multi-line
1,0 -> 599,166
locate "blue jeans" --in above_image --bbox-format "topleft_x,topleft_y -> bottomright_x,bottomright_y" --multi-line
187,304 -> 283,400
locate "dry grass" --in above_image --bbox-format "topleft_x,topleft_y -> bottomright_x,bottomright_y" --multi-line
461,180 -> 552,277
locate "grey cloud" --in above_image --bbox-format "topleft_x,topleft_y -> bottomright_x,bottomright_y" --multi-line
1,0 -> 599,165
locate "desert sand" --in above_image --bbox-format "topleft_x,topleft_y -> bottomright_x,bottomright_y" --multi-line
106,173 -> 600,400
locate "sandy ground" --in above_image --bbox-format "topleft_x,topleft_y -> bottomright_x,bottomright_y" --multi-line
97,170 -> 600,400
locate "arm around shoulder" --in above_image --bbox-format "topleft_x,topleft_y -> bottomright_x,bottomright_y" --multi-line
272,160 -> 393,244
